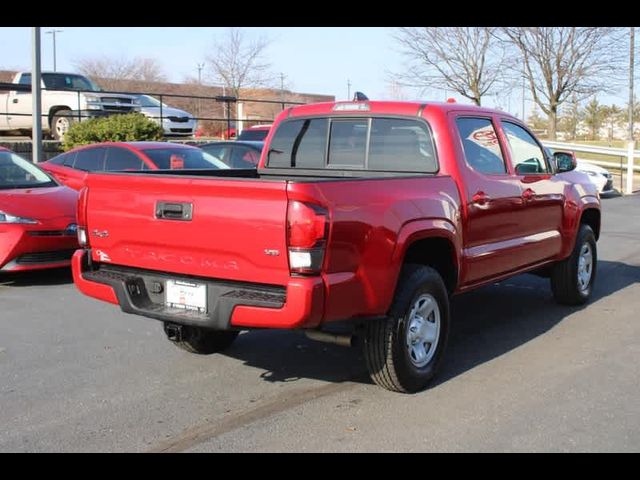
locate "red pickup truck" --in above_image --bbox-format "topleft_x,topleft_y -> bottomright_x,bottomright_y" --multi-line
71,100 -> 600,393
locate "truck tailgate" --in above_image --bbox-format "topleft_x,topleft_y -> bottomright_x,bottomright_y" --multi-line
84,174 -> 291,286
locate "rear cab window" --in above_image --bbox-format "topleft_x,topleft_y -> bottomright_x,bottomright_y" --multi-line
267,116 -> 438,173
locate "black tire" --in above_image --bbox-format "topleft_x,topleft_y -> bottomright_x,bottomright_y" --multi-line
164,323 -> 239,355
363,265 -> 450,393
551,224 -> 597,305
50,110 -> 74,141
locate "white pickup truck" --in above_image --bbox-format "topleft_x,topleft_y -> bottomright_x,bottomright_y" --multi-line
0,71 -> 140,140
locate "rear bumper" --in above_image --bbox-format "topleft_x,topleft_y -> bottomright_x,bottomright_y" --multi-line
71,249 -> 324,330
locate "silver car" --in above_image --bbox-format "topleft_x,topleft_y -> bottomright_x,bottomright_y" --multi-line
137,95 -> 196,137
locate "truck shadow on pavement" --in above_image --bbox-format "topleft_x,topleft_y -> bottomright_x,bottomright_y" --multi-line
0,267 -> 73,287
222,259 -> 640,390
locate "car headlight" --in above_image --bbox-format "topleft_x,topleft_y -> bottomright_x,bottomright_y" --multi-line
84,95 -> 102,110
0,210 -> 38,224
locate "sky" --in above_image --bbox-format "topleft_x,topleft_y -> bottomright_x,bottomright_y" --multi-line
0,26 -> 632,119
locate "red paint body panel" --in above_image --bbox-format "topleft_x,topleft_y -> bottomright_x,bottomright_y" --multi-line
71,101 -> 600,329
0,183 -> 78,272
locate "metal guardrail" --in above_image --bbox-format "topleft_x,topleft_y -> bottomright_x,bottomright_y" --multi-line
543,140 -> 638,194
543,141 -> 640,161
543,141 -> 640,173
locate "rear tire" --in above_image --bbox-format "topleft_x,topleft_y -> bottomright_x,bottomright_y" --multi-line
363,265 -> 450,393
164,323 -> 239,355
551,224 -> 597,305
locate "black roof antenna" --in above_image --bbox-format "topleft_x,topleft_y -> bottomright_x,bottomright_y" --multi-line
353,91 -> 369,101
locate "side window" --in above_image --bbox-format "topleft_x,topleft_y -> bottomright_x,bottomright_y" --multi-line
16,73 -> 31,95
456,117 -> 507,175
502,122 -> 549,174
74,148 -> 106,172
104,147 -> 144,171
203,145 -> 229,166
268,119 -> 327,168
368,118 -> 437,172
230,146 -> 259,168
47,153 -> 67,165
328,119 -> 367,168
63,152 -> 77,167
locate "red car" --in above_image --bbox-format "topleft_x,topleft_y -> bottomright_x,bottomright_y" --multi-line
0,147 -> 78,272
72,100 -> 600,392
41,142 -> 229,190
236,124 -> 271,141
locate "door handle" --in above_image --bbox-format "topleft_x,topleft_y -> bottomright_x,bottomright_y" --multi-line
522,188 -> 535,200
472,191 -> 490,205
155,201 -> 193,221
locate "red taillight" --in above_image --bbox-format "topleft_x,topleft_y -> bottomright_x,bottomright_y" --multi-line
77,187 -> 89,247
287,201 -> 327,248
286,200 -> 329,275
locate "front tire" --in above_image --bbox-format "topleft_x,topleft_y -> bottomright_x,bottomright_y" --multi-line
50,110 -> 74,141
551,224 -> 597,305
363,265 -> 450,393
164,323 -> 239,355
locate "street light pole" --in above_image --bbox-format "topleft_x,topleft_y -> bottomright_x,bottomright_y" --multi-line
196,63 -> 204,84
627,27 -> 635,195
32,27 -> 42,164
347,79 -> 351,100
280,72 -> 285,110
45,29 -> 63,72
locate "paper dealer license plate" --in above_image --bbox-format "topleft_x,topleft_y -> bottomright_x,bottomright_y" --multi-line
165,280 -> 207,313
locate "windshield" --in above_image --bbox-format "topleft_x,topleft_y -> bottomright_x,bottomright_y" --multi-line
0,152 -> 56,189
138,95 -> 164,108
141,148 -> 229,170
41,73 -> 101,92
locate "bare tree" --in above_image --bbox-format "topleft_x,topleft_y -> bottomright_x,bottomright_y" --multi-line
502,27 -> 622,140
205,27 -> 272,98
392,27 -> 511,106
74,55 -> 167,90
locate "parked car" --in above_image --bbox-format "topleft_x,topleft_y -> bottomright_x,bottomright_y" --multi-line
236,124 -> 271,141
41,142 -> 229,190
199,141 -> 263,168
0,71 -> 140,140
545,147 -> 615,195
0,147 -> 78,272
136,95 -> 196,137
72,100 -> 600,393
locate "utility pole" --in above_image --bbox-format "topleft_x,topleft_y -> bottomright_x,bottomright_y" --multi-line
347,79 -> 351,100
627,27 -> 635,195
280,72 -> 285,110
32,27 -> 42,164
45,29 -> 62,72
196,63 -> 204,120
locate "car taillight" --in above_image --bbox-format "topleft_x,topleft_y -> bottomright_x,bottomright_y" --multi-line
77,187 -> 89,247
286,200 -> 329,275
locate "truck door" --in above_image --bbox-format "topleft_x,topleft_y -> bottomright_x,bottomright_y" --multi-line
452,114 -> 528,286
6,73 -> 34,129
498,119 -> 565,263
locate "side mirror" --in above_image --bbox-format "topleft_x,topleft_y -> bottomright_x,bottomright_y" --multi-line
554,151 -> 577,173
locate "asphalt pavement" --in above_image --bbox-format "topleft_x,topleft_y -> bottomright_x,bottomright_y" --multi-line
1,195 -> 639,452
